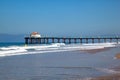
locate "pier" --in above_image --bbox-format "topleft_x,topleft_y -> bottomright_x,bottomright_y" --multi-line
24,37 -> 120,44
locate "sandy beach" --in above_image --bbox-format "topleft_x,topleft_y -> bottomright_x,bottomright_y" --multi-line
84,49 -> 120,80
91,74 -> 120,80
115,53 -> 120,59
0,43 -> 120,80
91,52 -> 120,80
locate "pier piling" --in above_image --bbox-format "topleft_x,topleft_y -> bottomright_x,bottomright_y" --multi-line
25,37 -> 120,44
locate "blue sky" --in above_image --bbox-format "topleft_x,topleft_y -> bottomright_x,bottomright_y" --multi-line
0,0 -> 120,37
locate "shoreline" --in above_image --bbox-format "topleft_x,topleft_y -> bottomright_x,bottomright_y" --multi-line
81,47 -> 111,54
91,74 -> 120,80
0,46 -> 120,80
90,53 -> 120,80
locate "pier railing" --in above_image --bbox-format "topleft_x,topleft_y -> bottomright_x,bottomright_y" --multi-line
24,37 -> 120,44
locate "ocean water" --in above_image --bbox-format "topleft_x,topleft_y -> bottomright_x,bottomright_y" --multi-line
0,42 -> 120,80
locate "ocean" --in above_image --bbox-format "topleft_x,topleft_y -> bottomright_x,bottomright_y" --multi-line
0,42 -> 120,80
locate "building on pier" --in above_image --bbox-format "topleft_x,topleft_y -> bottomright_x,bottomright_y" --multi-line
30,32 -> 41,38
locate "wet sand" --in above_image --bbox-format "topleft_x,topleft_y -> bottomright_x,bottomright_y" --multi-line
91,74 -> 120,80
82,49 -> 120,80
0,47 -> 120,80
91,52 -> 120,80
91,65 -> 120,80
81,47 -> 111,54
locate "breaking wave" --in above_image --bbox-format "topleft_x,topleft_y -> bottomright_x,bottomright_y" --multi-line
0,42 -> 117,57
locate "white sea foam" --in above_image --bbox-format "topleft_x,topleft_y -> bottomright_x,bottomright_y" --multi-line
95,68 -> 120,74
0,42 -> 118,57
74,77 -> 92,80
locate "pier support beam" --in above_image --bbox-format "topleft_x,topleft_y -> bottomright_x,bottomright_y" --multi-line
104,38 -> 106,43
80,38 -> 82,44
63,38 -> 66,43
68,38 -> 71,44
74,39 -> 77,43
43,38 -> 45,44
38,38 -> 41,44
110,38 -> 112,43
52,38 -> 54,43
46,38 -> 49,44
25,38 -> 28,44
36,38 -> 39,44
116,38 -> 119,44
92,38 -> 94,43
58,38 -> 60,43
30,38 -> 32,44
86,38 -> 88,43
98,38 -> 100,43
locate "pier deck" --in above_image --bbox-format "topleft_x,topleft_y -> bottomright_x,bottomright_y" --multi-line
24,37 -> 120,44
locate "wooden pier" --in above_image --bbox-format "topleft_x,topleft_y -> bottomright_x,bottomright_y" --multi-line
24,37 -> 120,44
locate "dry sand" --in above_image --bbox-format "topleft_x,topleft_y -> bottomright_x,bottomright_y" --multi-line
115,53 -> 120,59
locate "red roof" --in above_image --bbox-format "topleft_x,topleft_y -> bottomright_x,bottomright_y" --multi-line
31,32 -> 39,35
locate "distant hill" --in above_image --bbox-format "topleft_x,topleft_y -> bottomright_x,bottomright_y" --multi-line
0,34 -> 26,42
